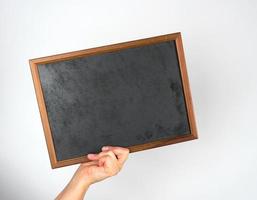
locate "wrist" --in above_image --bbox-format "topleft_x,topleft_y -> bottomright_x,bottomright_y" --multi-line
72,168 -> 94,189
56,173 -> 91,199
72,174 -> 92,190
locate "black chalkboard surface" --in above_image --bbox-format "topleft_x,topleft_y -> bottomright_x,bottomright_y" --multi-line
30,32 -> 198,168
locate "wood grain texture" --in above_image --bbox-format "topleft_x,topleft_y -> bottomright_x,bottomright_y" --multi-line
29,32 -> 198,169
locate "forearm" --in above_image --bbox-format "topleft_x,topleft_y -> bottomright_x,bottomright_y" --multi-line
55,146 -> 129,199
55,174 -> 91,200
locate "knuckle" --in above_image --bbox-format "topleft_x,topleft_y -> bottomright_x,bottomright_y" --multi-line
99,152 -> 105,157
106,168 -> 115,176
116,165 -> 121,174
111,168 -> 119,176
107,150 -> 114,155
117,164 -> 122,172
105,155 -> 113,162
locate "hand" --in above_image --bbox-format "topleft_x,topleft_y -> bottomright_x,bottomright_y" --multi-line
79,146 -> 130,185
56,146 -> 130,200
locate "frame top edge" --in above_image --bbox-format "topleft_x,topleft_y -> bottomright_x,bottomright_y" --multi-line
28,32 -> 182,65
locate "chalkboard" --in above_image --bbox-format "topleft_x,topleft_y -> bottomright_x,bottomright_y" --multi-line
30,32 -> 197,169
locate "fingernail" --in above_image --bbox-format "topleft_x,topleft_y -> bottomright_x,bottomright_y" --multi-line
102,146 -> 109,151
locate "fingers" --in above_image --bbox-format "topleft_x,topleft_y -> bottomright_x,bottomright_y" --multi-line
87,150 -> 117,161
87,151 -> 120,175
101,146 -> 129,166
98,155 -> 114,167
81,160 -> 98,167
98,155 -> 120,176
84,146 -> 129,180
87,146 -> 129,169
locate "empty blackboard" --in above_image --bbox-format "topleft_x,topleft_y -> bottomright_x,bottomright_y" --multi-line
30,32 -> 198,169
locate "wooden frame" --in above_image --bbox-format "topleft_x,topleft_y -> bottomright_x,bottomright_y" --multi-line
29,32 -> 198,169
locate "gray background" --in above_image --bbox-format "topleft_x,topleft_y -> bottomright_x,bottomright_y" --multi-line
1,0 -> 257,199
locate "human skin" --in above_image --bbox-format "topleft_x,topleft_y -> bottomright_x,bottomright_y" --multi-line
55,146 -> 130,200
